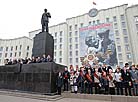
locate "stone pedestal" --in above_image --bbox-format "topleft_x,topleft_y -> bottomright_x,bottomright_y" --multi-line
32,32 -> 54,59
0,63 -> 65,94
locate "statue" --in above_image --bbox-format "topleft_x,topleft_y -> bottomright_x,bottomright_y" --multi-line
41,9 -> 51,32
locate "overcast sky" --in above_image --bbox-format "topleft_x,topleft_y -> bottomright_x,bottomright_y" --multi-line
0,0 -> 138,39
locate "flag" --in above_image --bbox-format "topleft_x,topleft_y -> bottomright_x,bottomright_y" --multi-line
93,1 -> 96,5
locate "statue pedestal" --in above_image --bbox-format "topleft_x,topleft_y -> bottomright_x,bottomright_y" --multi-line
32,32 -> 54,59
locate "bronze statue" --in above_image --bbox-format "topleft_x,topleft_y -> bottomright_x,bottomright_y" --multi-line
41,9 -> 51,32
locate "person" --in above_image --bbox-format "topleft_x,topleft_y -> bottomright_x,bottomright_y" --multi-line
41,9 -> 51,32
114,66 -> 123,95
63,67 -> 70,91
56,72 -> 63,95
46,55 -> 52,62
85,68 -> 94,94
107,69 -> 115,95
121,63 -> 132,96
130,64 -> 138,96
41,54 -> 47,62
93,65 -> 101,94
70,72 -> 74,93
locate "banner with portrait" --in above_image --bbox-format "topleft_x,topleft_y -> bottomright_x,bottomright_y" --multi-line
79,23 -> 117,66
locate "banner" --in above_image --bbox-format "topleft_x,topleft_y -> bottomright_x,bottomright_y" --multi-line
79,23 -> 117,66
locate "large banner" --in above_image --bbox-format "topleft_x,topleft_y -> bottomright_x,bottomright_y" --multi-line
79,23 -> 117,66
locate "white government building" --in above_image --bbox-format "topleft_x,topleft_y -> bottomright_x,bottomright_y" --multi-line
0,4 -> 138,69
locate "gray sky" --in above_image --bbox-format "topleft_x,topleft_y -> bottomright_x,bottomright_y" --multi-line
0,0 -> 138,39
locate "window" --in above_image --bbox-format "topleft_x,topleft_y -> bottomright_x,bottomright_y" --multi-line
89,21 -> 91,25
69,58 -> 72,64
121,22 -> 126,28
59,44 -> 62,49
76,58 -> 79,63
0,47 -> 3,51
124,37 -> 128,43
75,31 -> 78,36
54,39 -> 57,43
19,52 -> 21,57
119,62 -> 123,67
114,23 -> 118,29
69,51 -> 72,56
69,45 -> 72,50
115,30 -> 119,36
55,32 -> 57,37
20,45 -> 22,50
113,16 -> 117,22
118,53 -> 122,60
97,20 -> 100,24
60,31 -> 63,36
59,51 -> 62,56
6,47 -> 8,51
26,52 -> 29,57
126,53 -> 131,60
116,38 -> 120,44
76,51 -> 78,56
75,44 -> 78,49
27,46 -> 29,50
15,52 -> 17,57
15,46 -> 18,50
117,46 -> 121,52
60,38 -> 62,43
80,23 -> 83,27
120,15 -> 125,21
59,58 -> 62,63
93,21 -> 95,25
69,25 -> 72,31
0,53 -> 2,58
135,16 -> 138,23
5,53 -> 8,58
106,18 -> 109,22
0,59 -> 1,63
69,32 -> 72,37
11,46 -> 13,51
10,53 -> 12,57
136,24 -> 138,31
75,37 -> 78,42
54,52 -> 56,56
69,38 -> 72,43
125,45 -> 130,51
122,29 -> 127,35
54,45 -> 57,50
75,24 -> 78,30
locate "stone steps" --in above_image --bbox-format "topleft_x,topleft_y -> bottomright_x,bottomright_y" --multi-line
0,89 -> 63,101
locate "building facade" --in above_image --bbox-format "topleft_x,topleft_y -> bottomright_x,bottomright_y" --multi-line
1,4 -> 138,68
0,36 -> 33,65
29,4 -> 138,68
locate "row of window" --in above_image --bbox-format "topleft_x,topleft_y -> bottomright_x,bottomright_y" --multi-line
117,45 -> 130,52
68,15 -> 125,31
116,36 -> 129,44
118,53 -> 132,60
54,38 -> 63,43
69,31 -> 78,37
0,46 -> 30,52
69,58 -> 79,64
54,58 -> 62,63
54,31 -> 63,37
54,44 -> 62,50
54,51 -> 62,56
0,52 -> 29,58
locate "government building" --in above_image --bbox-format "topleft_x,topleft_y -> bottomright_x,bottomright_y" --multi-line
0,4 -> 138,69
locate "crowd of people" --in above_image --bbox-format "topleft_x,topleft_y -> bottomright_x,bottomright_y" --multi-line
4,54 -> 53,65
56,63 -> 138,96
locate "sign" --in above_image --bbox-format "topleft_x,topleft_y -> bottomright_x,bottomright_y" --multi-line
88,8 -> 98,17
